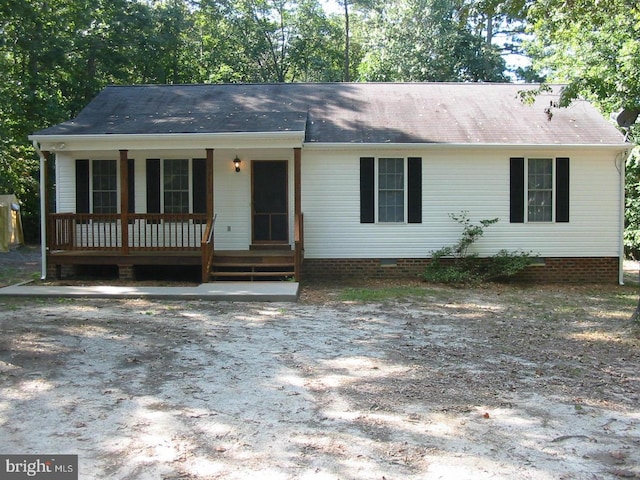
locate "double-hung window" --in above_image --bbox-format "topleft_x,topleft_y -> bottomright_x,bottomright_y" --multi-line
92,160 -> 118,214
510,157 -> 570,223
163,159 -> 190,214
76,159 -> 118,215
360,157 -> 422,224
378,158 -> 405,222
76,158 -> 135,216
527,158 -> 553,222
146,158 -> 207,216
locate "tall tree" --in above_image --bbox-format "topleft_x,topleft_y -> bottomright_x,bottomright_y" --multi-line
357,0 -> 507,82
338,0 -> 379,81
289,0 -> 344,81
527,0 -> 640,116
462,0 -> 530,79
463,0 -> 529,47
342,0 -> 350,81
218,0 -> 342,82
0,0 -> 78,227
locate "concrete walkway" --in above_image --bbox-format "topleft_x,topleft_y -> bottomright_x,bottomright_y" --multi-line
0,281 -> 300,302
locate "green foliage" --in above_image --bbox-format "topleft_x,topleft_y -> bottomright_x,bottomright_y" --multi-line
422,212 -> 533,285
625,148 -> 640,257
447,212 -> 499,258
356,0 -> 510,82
526,0 -> 640,124
486,249 -> 535,279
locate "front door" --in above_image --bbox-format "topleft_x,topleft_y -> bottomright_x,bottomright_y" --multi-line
252,160 -> 288,244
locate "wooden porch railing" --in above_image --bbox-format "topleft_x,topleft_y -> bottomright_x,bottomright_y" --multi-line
200,214 -> 217,283
294,212 -> 304,281
48,213 -> 208,252
48,212 -> 303,282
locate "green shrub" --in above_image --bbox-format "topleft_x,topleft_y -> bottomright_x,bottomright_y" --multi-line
421,212 -> 533,285
483,249 -> 534,281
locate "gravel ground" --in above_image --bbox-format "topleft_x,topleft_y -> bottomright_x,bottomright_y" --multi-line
0,245 -> 41,286
1,247 -> 639,479
0,247 -> 640,480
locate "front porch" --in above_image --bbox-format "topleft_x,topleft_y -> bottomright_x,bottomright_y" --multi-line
41,146 -> 304,283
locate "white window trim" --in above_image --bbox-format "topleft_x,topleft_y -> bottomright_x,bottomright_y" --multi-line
375,157 -> 408,224
524,157 -> 555,223
160,158 -> 193,214
90,159 -> 120,214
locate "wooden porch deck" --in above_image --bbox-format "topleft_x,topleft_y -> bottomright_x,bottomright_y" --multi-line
48,250 -> 202,266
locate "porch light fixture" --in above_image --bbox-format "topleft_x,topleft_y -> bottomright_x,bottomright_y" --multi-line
233,156 -> 241,172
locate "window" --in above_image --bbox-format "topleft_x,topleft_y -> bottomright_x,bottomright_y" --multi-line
360,157 -> 422,224
76,159 -> 118,214
92,160 -> 118,214
527,158 -> 552,222
146,158 -> 207,215
378,158 -> 404,222
76,159 -> 136,215
510,157 -> 569,223
163,159 -> 189,214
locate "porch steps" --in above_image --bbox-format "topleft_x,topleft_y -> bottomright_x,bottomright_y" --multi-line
210,250 -> 295,281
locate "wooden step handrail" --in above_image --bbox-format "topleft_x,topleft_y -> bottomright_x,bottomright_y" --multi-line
294,212 -> 304,281
200,214 -> 217,283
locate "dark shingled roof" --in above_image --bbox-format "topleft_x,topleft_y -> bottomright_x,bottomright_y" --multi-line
33,83 -> 627,145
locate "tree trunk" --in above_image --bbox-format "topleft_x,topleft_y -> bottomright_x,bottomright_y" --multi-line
486,14 -> 493,46
633,262 -> 640,323
344,0 -> 350,82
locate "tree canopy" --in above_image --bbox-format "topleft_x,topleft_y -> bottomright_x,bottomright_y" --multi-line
527,0 -> 640,117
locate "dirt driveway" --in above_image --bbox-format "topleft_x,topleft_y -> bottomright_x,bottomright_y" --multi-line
1,276 -> 640,478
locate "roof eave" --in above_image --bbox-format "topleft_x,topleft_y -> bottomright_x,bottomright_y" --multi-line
29,131 -> 306,151
28,132 -> 629,154
303,142 -> 630,152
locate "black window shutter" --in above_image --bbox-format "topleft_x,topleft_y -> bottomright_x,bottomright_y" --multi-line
75,159 -> 90,214
510,157 -> 525,223
360,157 -> 375,223
556,157 -> 570,222
127,158 -> 135,214
407,157 -> 422,223
146,159 -> 161,214
192,158 -> 207,220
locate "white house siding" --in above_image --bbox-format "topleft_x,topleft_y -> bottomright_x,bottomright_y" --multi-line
301,147 -> 624,259
55,153 -> 76,215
